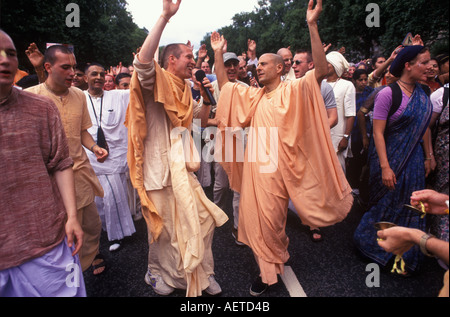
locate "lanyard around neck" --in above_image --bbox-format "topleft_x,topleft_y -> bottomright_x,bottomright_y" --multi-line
88,95 -> 103,128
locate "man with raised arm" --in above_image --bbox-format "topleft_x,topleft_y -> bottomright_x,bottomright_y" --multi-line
125,0 -> 228,297
211,0 -> 353,296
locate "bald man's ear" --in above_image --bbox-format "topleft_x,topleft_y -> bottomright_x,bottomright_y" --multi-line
277,62 -> 285,75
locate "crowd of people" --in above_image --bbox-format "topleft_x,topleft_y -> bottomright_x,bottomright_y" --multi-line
1,0 -> 449,298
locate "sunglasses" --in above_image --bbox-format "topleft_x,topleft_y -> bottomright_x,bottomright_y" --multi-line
293,60 -> 307,65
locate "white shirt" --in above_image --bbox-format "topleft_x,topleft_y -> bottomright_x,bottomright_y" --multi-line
328,78 -> 356,152
84,89 -> 130,175
431,83 -> 449,114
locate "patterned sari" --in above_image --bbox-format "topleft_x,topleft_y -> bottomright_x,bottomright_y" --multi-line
354,85 -> 432,272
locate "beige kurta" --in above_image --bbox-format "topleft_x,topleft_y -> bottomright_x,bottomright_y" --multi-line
215,70 -> 354,285
125,56 -> 228,297
26,84 -> 104,208
26,84 -> 104,271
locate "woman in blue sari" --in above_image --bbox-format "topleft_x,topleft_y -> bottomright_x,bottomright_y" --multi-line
354,46 -> 434,275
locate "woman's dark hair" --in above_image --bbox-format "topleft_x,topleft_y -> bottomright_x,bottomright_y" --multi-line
352,68 -> 368,81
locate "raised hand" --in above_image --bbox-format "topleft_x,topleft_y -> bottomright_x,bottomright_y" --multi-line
389,45 -> 404,61
186,40 -> 194,51
198,44 -> 208,60
211,31 -> 226,53
247,39 -> 256,53
323,43 -> 332,53
306,0 -> 322,25
162,0 -> 182,20
25,43 -> 44,68
412,34 -> 424,46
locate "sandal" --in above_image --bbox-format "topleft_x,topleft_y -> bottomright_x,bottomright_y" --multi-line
92,253 -> 107,276
309,229 -> 323,242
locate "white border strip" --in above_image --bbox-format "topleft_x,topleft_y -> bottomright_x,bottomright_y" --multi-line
281,266 -> 307,297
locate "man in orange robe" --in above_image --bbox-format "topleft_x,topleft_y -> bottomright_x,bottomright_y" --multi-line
211,0 -> 353,296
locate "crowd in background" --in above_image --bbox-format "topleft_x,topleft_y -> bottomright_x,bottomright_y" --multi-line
3,6 -> 449,297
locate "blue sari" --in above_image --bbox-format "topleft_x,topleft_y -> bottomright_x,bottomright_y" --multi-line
354,85 -> 432,273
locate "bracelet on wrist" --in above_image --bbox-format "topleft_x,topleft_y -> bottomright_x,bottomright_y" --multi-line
419,233 -> 434,257
360,107 -> 369,114
90,144 -> 97,152
160,14 -> 170,23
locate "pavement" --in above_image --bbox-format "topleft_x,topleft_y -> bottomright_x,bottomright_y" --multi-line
83,187 -> 447,299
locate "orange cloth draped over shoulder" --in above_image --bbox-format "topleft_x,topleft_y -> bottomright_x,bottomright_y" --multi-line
125,60 -> 194,242
214,70 -> 354,284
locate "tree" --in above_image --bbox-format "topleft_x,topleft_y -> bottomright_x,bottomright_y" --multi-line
199,0 -> 449,63
0,0 -> 147,72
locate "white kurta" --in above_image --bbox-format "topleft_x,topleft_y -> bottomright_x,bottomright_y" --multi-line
85,90 -> 136,241
328,78 -> 356,172
85,90 -> 130,174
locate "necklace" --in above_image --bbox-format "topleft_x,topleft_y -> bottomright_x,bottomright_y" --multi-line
399,79 -> 415,86
398,81 -> 415,95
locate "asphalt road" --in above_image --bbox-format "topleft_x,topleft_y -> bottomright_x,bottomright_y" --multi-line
83,187 -> 447,299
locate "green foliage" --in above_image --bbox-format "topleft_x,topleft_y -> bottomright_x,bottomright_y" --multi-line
200,0 -> 449,63
0,0 -> 147,72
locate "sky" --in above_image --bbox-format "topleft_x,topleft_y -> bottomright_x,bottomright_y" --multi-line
126,0 -> 261,49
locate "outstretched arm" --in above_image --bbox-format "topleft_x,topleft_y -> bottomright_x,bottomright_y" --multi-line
307,0 -> 327,84
378,226 -> 449,265
371,45 -> 402,85
211,31 -> 229,91
138,0 -> 182,63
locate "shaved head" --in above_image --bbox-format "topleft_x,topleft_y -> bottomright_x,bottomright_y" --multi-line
160,43 -> 190,69
0,29 -> 14,47
270,53 -> 284,66
256,54 -> 285,91
0,29 -> 19,96
263,53 -> 285,74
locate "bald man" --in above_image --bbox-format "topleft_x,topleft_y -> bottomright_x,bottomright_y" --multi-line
211,0 -> 353,296
0,30 -> 85,296
277,47 -> 296,82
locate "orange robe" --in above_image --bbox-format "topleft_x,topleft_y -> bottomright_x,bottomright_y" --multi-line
215,70 -> 354,285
